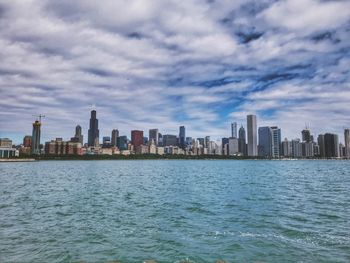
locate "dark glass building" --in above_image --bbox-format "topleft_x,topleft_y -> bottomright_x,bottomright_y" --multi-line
324,133 -> 339,157
111,129 -> 119,147
88,110 -> 99,147
179,126 -> 186,149
163,134 -> 178,146
258,126 -> 273,157
31,120 -> 41,155
117,136 -> 128,151
238,125 -> 246,156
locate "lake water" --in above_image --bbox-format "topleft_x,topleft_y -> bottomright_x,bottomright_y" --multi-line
0,160 -> 349,262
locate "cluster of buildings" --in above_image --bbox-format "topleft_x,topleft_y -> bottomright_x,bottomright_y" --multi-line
1,110 -> 350,159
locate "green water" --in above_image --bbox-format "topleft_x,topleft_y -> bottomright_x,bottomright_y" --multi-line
0,160 -> 349,262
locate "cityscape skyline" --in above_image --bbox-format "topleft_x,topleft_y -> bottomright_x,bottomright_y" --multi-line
1,109 -> 349,159
0,1 -> 350,145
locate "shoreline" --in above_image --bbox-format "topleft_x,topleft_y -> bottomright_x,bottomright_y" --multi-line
1,155 -> 349,162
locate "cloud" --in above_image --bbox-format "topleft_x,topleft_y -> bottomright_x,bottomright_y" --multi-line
0,0 -> 349,144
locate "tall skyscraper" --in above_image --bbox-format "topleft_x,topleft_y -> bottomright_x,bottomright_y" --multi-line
238,125 -> 246,156
205,136 -> 210,148
317,134 -> 325,157
247,114 -> 257,156
88,110 -> 99,147
344,129 -> 350,158
149,129 -> 159,146
111,129 -> 119,147
131,130 -> 144,147
324,133 -> 339,157
31,120 -> 41,155
231,122 -> 237,138
179,126 -> 186,149
271,126 -> 281,158
74,125 -> 83,145
302,128 -> 311,142
258,126 -> 273,157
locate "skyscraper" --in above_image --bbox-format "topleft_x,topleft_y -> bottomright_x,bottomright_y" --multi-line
344,129 -> 350,158
271,126 -> 281,158
231,122 -> 237,138
117,136 -> 128,151
111,129 -> 119,147
205,136 -> 210,148
302,128 -> 311,142
179,126 -> 185,149
149,129 -> 159,146
238,125 -> 246,156
324,133 -> 339,157
131,130 -> 144,147
31,120 -> 41,155
317,134 -> 325,158
258,126 -> 273,157
247,114 -> 257,156
74,125 -> 83,145
88,110 -> 99,147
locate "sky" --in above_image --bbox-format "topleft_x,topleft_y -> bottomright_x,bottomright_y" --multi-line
0,0 -> 349,144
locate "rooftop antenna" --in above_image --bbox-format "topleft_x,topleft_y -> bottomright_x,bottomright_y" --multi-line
32,114 -> 45,123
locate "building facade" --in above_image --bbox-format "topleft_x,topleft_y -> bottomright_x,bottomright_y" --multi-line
88,110 -> 99,147
131,130 -> 144,148
258,127 -> 273,157
31,120 -> 41,155
247,115 -> 257,156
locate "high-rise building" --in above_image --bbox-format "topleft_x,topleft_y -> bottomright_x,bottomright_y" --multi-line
344,129 -> 350,158
111,129 -> 119,147
247,115 -> 257,156
317,134 -> 325,158
179,126 -> 186,149
31,120 -> 41,155
117,136 -> 128,151
291,139 -> 302,158
228,137 -> 239,155
271,126 -> 281,158
231,122 -> 237,138
238,125 -> 246,156
302,128 -> 311,142
163,134 -> 178,146
324,133 -> 339,158
281,138 -> 292,157
23,135 -> 32,147
149,129 -> 159,146
205,136 -> 210,148
222,138 -> 229,155
73,125 -> 83,145
258,127 -> 273,157
88,110 -> 99,147
197,138 -> 204,147
131,130 -> 144,148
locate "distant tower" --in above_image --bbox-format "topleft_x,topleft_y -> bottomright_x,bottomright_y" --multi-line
88,110 -> 99,147
149,129 -> 159,146
258,126 -> 273,157
75,125 -> 83,145
271,126 -> 281,158
31,120 -> 41,155
302,127 -> 311,142
238,125 -> 246,156
247,114 -> 257,156
131,130 -> 144,147
344,129 -> 350,158
231,122 -> 237,138
179,126 -> 186,149
111,129 -> 119,147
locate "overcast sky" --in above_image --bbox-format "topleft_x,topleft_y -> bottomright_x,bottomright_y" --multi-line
0,0 -> 349,143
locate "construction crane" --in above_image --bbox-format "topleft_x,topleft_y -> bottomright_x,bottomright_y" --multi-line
32,114 -> 46,123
